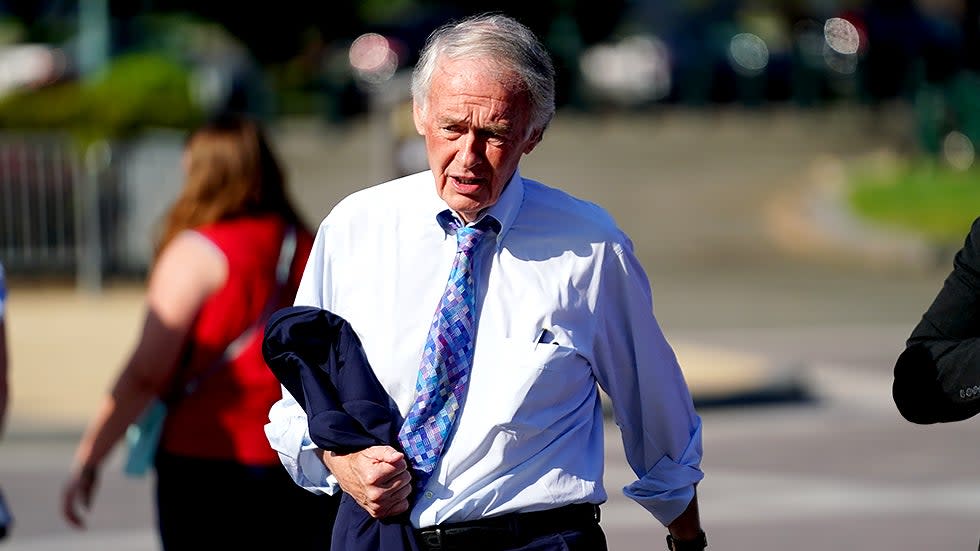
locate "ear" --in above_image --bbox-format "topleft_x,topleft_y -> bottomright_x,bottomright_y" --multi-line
412,101 -> 425,135
523,128 -> 543,155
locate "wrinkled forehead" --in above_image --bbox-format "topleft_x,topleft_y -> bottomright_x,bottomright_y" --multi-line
429,55 -> 525,99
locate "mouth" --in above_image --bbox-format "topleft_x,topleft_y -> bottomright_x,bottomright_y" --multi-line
450,175 -> 485,194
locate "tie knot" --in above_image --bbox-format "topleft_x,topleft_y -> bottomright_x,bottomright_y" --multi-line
451,217 -> 497,254
455,226 -> 485,253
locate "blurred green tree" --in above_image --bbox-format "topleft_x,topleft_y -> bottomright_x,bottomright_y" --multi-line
0,51 -> 203,144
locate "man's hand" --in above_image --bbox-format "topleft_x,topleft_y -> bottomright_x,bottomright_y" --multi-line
323,445 -> 413,518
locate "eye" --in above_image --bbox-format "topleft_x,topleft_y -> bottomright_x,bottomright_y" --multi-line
478,129 -> 507,146
441,125 -> 464,138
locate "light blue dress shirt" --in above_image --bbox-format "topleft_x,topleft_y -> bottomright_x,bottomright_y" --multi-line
265,169 -> 704,529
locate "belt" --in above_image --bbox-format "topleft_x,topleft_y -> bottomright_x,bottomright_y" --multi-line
415,503 -> 600,551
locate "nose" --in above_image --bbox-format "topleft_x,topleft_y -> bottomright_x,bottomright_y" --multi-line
458,132 -> 484,169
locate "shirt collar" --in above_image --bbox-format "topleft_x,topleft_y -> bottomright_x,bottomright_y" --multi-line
433,169 -> 523,250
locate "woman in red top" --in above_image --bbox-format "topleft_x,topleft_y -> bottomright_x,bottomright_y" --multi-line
61,114 -> 338,548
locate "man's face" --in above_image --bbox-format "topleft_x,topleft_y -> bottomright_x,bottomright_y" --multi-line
414,57 -> 542,223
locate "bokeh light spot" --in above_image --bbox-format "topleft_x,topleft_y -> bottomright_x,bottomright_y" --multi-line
824,17 -> 860,55
349,33 -> 398,84
943,131 -> 975,171
728,33 -> 769,76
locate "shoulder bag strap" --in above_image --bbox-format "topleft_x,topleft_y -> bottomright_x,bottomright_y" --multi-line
175,224 -> 298,400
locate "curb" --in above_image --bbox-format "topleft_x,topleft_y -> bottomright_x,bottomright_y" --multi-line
764,153 -> 949,273
677,341 -> 812,410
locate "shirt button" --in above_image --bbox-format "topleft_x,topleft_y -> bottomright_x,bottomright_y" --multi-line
424,491 -> 434,499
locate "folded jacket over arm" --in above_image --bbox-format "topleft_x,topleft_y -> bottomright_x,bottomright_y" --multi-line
262,305 -> 420,551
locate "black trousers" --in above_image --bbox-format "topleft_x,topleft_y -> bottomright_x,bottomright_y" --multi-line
432,524 -> 608,551
154,451 -> 340,550
414,504 -> 608,551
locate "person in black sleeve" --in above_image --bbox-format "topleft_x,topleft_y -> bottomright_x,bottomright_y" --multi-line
894,216 -> 980,423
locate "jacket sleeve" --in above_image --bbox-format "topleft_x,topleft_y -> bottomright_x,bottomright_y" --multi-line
894,217 -> 980,424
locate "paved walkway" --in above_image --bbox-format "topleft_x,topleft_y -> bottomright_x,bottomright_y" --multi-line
6,284 -> 145,437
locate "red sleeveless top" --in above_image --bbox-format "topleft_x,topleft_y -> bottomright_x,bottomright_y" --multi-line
159,214 -> 313,465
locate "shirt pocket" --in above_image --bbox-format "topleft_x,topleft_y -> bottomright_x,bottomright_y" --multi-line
466,334 -> 594,435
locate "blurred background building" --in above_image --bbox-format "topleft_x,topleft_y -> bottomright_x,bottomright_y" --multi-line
0,0 -> 978,289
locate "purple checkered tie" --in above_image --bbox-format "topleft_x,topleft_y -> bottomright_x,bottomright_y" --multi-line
398,218 -> 493,487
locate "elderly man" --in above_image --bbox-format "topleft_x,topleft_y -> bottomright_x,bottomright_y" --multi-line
266,12 -> 707,551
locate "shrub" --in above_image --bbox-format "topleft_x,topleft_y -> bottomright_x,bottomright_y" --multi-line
0,51 -> 204,144
848,157 -> 980,245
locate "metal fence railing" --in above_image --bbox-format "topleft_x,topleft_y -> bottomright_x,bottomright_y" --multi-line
0,133 -> 83,275
0,131 -> 184,292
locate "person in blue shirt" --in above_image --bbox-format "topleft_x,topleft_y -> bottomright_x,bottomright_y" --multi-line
266,12 -> 707,551
0,259 -> 8,540
0,260 -> 8,440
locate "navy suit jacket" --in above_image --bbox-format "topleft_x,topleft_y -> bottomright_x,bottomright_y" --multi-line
263,306 -> 420,551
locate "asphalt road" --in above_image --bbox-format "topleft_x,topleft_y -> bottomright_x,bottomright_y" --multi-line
3,105 -> 974,550
4,353 -> 976,551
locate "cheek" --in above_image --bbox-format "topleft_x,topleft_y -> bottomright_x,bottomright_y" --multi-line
490,149 -> 521,176
426,140 -> 456,168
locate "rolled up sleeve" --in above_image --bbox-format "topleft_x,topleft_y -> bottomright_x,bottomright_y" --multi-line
265,386 -> 340,495
592,241 -> 704,526
264,219 -> 341,494
623,422 -> 703,525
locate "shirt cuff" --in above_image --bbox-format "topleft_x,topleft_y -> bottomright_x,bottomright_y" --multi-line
623,423 -> 704,526
265,404 -> 340,495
